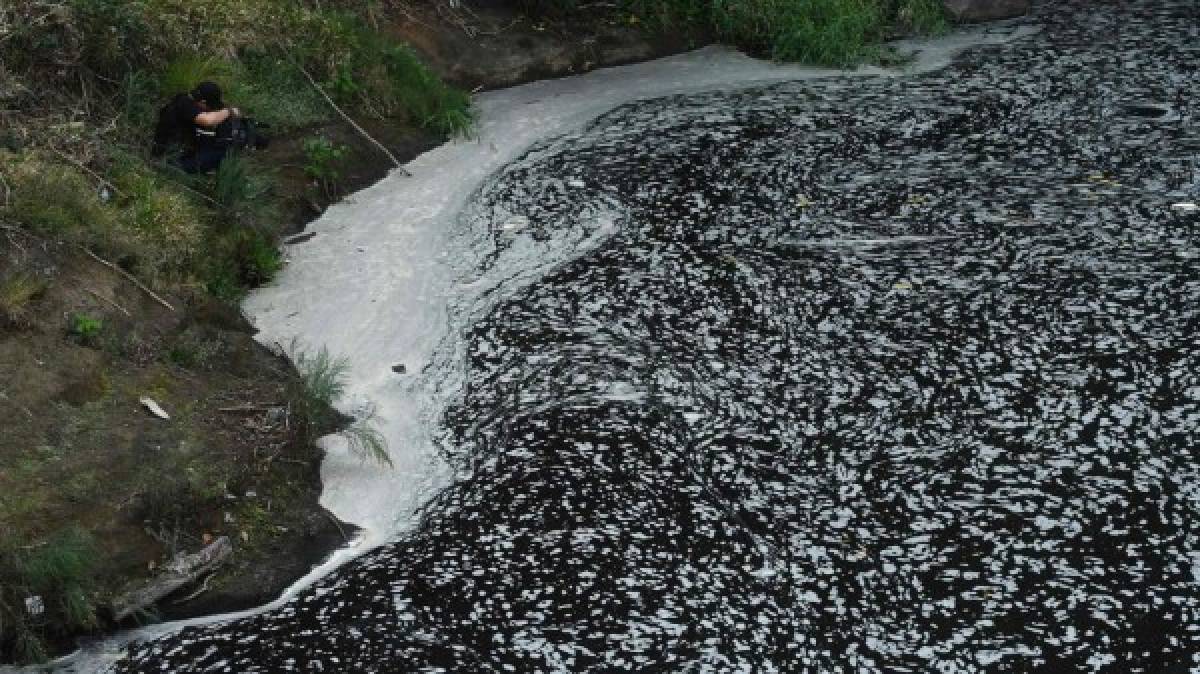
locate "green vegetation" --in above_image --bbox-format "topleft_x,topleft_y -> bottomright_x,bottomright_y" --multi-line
290,343 -> 348,436
166,329 -> 223,369
0,273 -> 45,328
542,0 -> 948,66
0,0 -> 472,303
289,343 -> 391,466
303,136 -> 350,200
0,527 -> 99,665
69,313 -> 104,343
0,2 -> 432,659
343,408 -> 394,468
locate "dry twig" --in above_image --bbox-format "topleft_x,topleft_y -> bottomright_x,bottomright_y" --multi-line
218,404 -> 277,413
78,246 -> 176,312
85,286 -> 132,317
172,573 -> 214,604
48,146 -> 122,198
294,61 -> 412,177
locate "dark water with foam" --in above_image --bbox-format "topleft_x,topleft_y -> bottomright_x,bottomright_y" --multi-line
111,2 -> 1200,672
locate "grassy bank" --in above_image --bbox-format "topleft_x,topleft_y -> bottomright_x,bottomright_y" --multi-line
1,0 -> 472,301
527,0 -> 948,66
0,0 -> 469,664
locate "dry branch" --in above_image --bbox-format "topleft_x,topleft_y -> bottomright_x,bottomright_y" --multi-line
110,536 -> 233,621
78,246 -> 176,312
294,62 -> 412,177
85,286 -> 132,317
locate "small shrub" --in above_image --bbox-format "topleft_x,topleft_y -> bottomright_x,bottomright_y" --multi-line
894,0 -> 948,35
0,527 -> 99,665
287,343 -> 392,466
198,225 -> 281,298
302,136 -> 349,199
69,313 -> 103,343
289,343 -> 348,436
236,229 -> 282,286
157,55 -> 235,98
167,331 -> 221,369
341,405 -> 392,467
203,262 -> 243,300
214,152 -> 250,209
328,64 -> 361,105
0,274 -> 45,328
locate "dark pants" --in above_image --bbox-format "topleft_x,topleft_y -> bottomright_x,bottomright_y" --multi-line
174,146 -> 228,174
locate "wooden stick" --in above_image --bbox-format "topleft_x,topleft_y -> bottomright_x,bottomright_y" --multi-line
111,537 -> 232,621
171,572 -> 214,604
218,405 -> 277,413
85,287 -> 132,317
78,246 -> 176,312
48,146 -> 123,198
294,63 -> 412,177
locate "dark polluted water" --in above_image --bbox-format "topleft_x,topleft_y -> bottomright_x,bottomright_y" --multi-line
111,2 -> 1199,672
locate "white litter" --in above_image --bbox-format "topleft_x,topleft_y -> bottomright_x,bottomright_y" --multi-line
139,396 -> 170,420
1171,202 -> 1198,214
24,595 -> 44,616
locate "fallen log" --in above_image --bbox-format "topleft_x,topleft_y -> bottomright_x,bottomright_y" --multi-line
110,536 -> 233,622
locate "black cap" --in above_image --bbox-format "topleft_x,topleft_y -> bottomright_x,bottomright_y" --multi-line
191,81 -> 223,108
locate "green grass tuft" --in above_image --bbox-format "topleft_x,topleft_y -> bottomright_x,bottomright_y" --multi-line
897,0 -> 949,35
0,527 -> 99,664
0,274 -> 46,328
214,151 -> 251,209
157,56 -> 236,99
69,313 -> 103,344
617,0 -> 952,67
378,43 -> 475,137
288,343 -> 391,466
231,50 -> 330,131
342,407 -> 393,467
292,344 -> 348,429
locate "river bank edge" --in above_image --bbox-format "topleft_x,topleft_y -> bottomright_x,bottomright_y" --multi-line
168,1 -> 703,621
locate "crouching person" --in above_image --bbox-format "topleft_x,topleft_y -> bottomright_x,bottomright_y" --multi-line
151,81 -> 241,174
